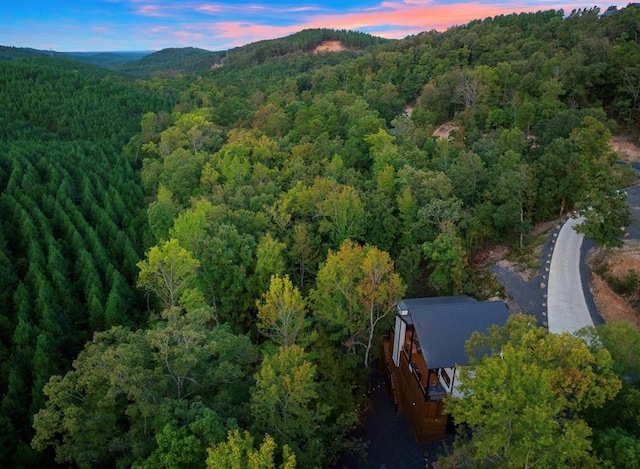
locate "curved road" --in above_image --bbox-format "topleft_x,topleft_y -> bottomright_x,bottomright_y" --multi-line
547,216 -> 595,334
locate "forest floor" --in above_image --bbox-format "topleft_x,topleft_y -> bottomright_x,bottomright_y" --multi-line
589,244 -> 640,329
611,134 -> 640,162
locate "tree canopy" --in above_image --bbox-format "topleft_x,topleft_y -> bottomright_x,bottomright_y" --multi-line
445,315 -> 621,468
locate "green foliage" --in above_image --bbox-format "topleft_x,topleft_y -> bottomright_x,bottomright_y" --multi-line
250,345 -> 327,468
0,56 -> 164,466
606,269 -> 639,296
136,238 -> 200,308
9,6 -> 640,467
574,190 -> 631,248
423,221 -> 468,295
118,47 -> 226,78
593,427 -> 640,469
207,429 -> 296,469
311,240 -> 405,367
224,28 -> 389,68
579,323 -> 640,454
446,315 -> 621,468
256,275 -> 308,347
32,316 -> 254,468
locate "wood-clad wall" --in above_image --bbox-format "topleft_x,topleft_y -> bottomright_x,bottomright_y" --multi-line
396,349 -> 447,442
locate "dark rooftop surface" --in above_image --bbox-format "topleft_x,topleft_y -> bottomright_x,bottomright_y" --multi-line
404,298 -> 510,368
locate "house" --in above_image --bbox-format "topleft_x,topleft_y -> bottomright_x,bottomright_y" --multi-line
381,296 -> 510,442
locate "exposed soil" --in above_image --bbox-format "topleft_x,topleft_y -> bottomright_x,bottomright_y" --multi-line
611,135 -> 640,162
313,40 -> 346,53
588,243 -> 640,330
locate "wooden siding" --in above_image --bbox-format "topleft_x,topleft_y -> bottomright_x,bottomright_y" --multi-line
382,336 -> 448,443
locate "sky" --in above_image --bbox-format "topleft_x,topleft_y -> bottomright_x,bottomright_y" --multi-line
0,0 -> 631,52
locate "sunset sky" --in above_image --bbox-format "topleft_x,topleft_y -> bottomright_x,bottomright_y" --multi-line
0,0 -> 630,52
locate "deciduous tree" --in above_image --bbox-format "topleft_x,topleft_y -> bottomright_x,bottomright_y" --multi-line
257,275 -> 308,347
445,315 -> 621,468
207,429 -> 296,469
311,240 -> 405,367
136,238 -> 200,308
251,345 -> 327,468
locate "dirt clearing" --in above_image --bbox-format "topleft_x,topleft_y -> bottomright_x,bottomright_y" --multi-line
589,243 -> 640,330
313,40 -> 346,53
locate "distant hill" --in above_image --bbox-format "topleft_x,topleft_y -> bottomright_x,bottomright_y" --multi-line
116,47 -> 225,77
224,28 -> 392,67
0,45 -> 47,61
0,45 -> 223,77
0,45 -> 151,67
59,50 -> 152,67
1,29 -> 387,77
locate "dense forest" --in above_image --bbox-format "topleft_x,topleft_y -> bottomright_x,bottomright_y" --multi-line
2,7 -> 640,468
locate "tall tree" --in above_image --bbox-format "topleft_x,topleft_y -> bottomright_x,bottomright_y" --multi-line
311,240 -> 405,367
422,221 -> 467,295
256,275 -> 308,347
250,345 -> 327,468
207,429 -> 297,469
136,238 -> 200,308
32,316 -> 254,468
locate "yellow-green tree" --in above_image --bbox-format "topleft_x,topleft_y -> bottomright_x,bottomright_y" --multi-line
257,275 -> 307,347
136,238 -> 200,308
250,346 -> 327,468
207,429 -> 296,469
311,240 -> 405,367
445,315 -> 621,468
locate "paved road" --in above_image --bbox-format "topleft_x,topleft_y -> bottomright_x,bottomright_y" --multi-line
547,216 -> 595,334
626,184 -> 640,239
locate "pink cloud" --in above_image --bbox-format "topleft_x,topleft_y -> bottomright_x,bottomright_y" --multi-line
196,21 -> 300,46
137,4 -> 167,17
300,3 -> 536,33
196,4 -> 223,14
130,1 -> 622,50
172,30 -> 206,43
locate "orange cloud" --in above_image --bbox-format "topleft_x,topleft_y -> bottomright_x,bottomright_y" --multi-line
186,2 -> 564,49
300,2 -> 553,36
132,1 -> 623,50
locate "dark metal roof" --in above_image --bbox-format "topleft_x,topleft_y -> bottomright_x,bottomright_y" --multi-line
400,297 -> 509,369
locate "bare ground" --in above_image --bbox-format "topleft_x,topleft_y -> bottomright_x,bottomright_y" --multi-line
588,243 -> 640,330
611,135 -> 640,162
313,40 -> 346,53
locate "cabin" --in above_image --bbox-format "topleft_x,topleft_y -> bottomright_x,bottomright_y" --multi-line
381,296 -> 510,443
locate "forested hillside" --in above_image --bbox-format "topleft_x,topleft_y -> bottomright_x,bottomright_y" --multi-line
0,57 -> 168,466
3,5 -> 640,468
